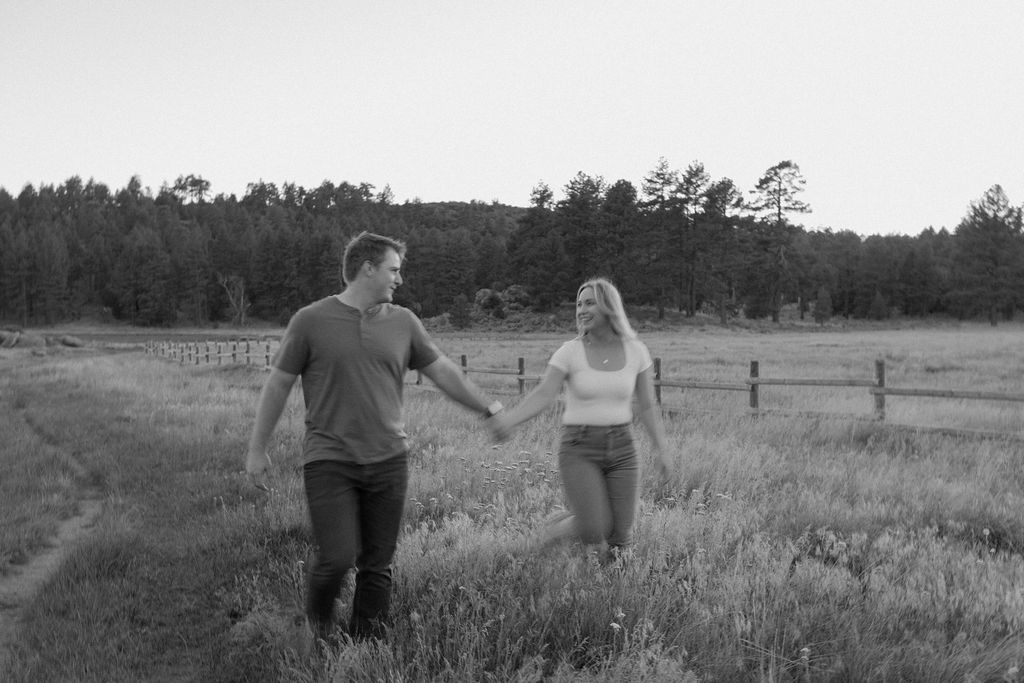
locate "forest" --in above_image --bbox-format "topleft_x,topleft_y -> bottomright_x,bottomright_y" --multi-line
1,159 -> 1021,328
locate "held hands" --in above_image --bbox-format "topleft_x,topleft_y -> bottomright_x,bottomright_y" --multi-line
487,411 -> 514,443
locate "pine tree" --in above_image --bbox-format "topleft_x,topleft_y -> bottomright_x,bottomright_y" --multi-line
951,185 -> 1024,325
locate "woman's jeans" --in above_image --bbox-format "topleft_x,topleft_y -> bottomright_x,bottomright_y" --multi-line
557,424 -> 640,549
303,453 -> 408,639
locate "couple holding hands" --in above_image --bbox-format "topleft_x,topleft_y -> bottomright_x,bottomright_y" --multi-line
245,231 -> 672,642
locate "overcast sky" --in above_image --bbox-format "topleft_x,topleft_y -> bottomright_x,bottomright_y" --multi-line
3,1 -> 1022,236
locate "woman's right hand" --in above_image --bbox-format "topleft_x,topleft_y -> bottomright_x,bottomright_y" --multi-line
487,412 -> 513,443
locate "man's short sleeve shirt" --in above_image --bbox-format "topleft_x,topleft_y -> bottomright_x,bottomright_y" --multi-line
273,297 -> 439,464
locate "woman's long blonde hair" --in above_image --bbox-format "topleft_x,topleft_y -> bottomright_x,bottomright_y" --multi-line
576,277 -> 637,339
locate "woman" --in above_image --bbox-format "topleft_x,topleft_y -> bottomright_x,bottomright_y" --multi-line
492,278 -> 671,559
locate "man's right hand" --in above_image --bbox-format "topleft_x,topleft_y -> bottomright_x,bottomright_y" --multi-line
245,450 -> 272,492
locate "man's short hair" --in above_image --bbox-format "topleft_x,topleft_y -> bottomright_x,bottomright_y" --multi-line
341,232 -> 406,285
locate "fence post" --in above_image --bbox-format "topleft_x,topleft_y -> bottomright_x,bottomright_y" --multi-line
265,342 -> 271,368
245,340 -> 251,365
217,342 -> 223,365
205,343 -> 211,365
749,360 -> 759,411
874,359 -> 886,421
461,355 -> 468,375
231,341 -> 237,364
653,357 -> 662,404
518,357 -> 525,395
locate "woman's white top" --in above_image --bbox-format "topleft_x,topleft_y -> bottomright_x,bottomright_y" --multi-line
548,336 -> 653,426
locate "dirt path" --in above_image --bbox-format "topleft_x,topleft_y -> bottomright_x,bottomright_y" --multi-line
0,356 -> 106,672
0,498 -> 103,671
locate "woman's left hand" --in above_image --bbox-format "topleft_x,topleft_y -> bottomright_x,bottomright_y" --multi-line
653,448 -> 672,482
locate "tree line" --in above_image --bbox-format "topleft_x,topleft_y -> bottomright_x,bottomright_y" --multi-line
1,160 -> 1022,328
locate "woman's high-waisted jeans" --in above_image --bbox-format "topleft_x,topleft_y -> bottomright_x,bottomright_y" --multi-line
557,423 -> 640,549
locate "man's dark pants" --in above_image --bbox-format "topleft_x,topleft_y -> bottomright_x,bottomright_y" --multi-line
303,453 -> 408,639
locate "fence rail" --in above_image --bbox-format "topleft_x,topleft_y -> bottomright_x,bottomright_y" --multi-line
146,341 -> 1024,439
871,387 -> 1024,402
146,340 -> 279,369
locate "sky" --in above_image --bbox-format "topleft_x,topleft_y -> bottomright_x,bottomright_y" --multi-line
3,1 -> 1022,237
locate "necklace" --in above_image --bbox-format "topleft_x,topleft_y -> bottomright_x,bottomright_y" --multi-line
585,334 -> 611,364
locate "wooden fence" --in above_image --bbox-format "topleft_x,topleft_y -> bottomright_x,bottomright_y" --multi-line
146,339 -> 279,368
453,355 -> 1024,439
146,341 -> 1024,438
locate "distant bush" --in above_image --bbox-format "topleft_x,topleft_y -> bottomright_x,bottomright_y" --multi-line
474,288 -> 506,319
500,284 -> 532,311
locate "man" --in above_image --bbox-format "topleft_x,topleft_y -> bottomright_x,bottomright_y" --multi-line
245,231 -> 503,641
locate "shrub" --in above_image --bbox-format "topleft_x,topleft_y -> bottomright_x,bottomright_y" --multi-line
474,288 -> 506,319
501,284 -> 532,311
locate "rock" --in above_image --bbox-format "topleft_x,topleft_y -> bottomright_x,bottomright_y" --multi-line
14,332 -> 46,348
0,330 -> 47,348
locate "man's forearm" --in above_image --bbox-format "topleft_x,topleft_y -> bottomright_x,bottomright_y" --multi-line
424,358 -> 492,415
247,372 -> 295,456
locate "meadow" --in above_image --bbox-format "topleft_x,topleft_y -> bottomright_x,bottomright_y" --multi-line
1,324 -> 1023,681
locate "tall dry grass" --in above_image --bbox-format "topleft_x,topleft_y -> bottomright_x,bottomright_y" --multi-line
2,324 -> 1023,681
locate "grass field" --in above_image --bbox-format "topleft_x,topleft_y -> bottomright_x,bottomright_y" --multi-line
1,324 -> 1023,681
